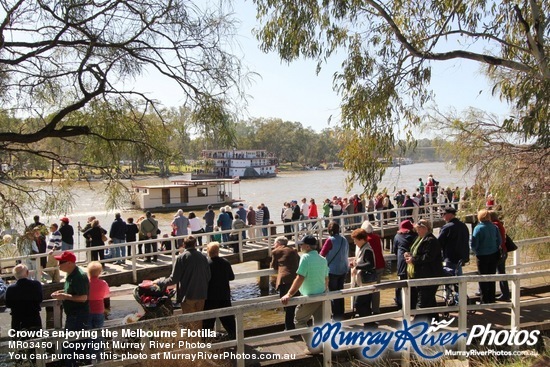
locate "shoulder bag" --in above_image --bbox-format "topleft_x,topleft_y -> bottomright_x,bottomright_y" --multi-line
505,234 -> 518,252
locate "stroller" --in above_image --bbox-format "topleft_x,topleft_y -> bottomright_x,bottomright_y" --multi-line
438,260 -> 475,318
134,281 -> 176,321
439,260 -> 472,318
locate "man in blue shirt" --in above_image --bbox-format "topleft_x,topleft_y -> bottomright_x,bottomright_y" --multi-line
216,207 -> 232,243
236,203 -> 247,239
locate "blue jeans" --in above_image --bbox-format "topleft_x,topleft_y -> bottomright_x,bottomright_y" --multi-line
61,241 -> 73,251
328,273 -> 346,321
88,313 -> 105,360
112,238 -> 126,261
64,313 -> 90,367
262,219 -> 269,236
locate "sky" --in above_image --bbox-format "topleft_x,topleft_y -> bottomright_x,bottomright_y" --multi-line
135,0 -> 511,134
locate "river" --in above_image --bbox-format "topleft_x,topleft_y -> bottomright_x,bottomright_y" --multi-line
29,161 -> 475,238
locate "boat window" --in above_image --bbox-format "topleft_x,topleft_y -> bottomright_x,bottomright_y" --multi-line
198,188 -> 208,197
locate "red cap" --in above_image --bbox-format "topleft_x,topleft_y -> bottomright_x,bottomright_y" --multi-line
398,220 -> 414,233
54,251 -> 76,263
60,217 -> 70,223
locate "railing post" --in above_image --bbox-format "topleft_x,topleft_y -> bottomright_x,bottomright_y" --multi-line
513,244 -> 520,274
267,223 -> 272,257
380,212 -> 385,238
511,242 -> 521,337
53,300 -> 63,329
238,231 -> 244,263
401,285 -> 411,367
322,299 -> 332,367
131,242 -> 137,283
235,310 -> 246,367
511,277 -> 521,330
397,206 -> 402,225
35,347 -> 46,367
171,238 -> 177,259
35,256 -> 41,281
457,279 -> 467,357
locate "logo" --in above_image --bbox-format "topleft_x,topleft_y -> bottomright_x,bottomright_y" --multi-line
310,319 -> 540,359
468,324 -> 539,347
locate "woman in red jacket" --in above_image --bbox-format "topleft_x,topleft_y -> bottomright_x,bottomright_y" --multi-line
490,211 -> 509,301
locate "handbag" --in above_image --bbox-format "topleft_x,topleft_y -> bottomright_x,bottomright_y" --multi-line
505,234 -> 518,252
355,270 -> 377,286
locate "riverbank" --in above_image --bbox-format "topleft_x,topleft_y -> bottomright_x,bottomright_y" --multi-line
6,159 -> 450,181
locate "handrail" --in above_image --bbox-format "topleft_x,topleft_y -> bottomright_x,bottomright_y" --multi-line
2,203 -> 435,280
1,215 -> 548,287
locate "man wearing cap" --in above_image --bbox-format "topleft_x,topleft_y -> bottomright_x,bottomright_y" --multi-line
51,251 -> 90,367
59,217 -> 74,251
281,235 -> 329,352
438,207 -> 470,276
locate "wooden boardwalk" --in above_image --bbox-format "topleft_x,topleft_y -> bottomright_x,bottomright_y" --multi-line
38,216 -> 447,299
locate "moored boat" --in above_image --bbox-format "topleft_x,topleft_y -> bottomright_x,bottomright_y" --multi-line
130,177 -> 238,212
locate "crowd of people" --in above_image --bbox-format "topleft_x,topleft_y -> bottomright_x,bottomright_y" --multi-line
0,172 -> 502,285
270,205 -> 511,352
0,174 -> 513,360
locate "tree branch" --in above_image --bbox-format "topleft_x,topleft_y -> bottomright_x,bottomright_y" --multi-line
364,0 -> 534,75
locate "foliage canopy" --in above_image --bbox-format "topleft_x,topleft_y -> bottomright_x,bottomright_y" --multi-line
0,0 -> 245,225
433,109 -> 549,239
253,0 -> 549,194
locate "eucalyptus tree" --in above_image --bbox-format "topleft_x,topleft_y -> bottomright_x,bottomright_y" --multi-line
0,0 -> 245,226
253,0 -> 549,194
433,109 -> 549,240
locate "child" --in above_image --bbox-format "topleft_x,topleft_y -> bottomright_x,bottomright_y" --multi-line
211,226 -> 222,243
87,261 -> 110,361
161,233 -> 172,251
87,261 -> 110,328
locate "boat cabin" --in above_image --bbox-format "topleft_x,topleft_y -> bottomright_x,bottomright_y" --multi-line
131,178 -> 236,211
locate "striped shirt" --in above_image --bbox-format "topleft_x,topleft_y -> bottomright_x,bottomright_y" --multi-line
48,231 -> 62,250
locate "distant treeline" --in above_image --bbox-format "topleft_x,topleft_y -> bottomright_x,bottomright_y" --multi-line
189,118 -> 447,166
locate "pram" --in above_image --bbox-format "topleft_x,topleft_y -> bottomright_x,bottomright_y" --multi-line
438,260 -> 472,319
134,281 -> 176,321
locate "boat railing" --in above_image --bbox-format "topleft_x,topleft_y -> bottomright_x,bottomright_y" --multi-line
14,236 -> 550,367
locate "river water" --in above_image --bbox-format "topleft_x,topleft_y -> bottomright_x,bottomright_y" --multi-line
30,161 -> 475,237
